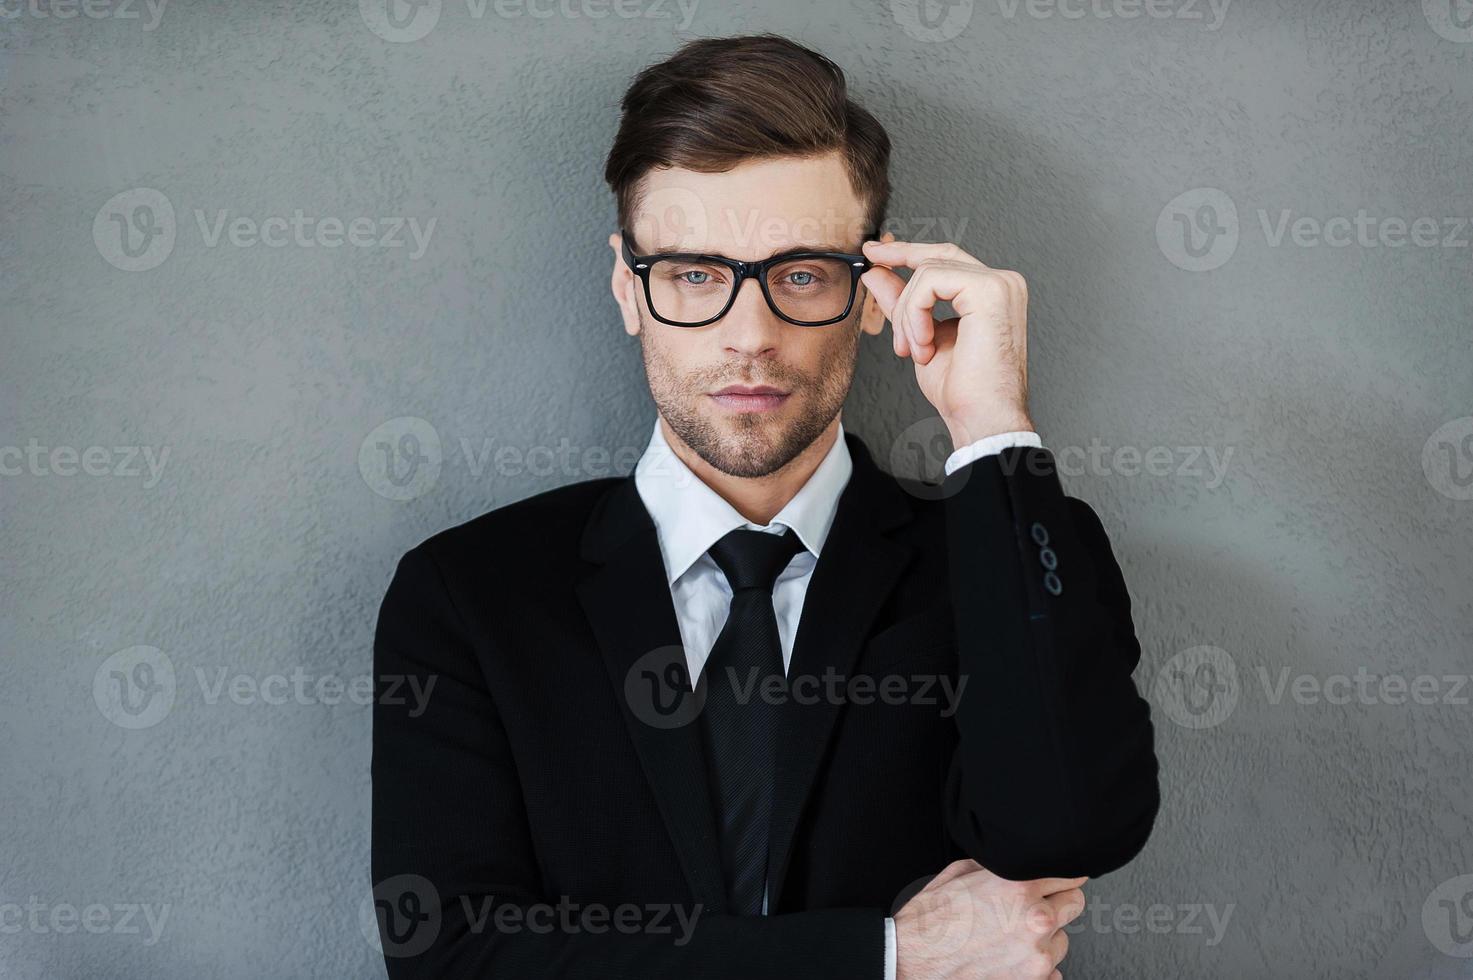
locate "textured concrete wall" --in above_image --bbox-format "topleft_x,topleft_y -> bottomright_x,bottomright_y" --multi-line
2,2 -> 1470,977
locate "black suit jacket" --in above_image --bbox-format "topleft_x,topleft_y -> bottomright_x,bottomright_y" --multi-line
371,434 -> 1159,978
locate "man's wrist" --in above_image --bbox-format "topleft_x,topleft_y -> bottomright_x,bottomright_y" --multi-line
942,409 -> 1035,448
883,915 -> 897,980
944,430 -> 1042,476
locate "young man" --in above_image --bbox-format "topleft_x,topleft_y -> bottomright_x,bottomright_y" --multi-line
372,33 -> 1159,980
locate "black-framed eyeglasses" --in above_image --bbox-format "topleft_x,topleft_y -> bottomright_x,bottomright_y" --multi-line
620,228 -> 880,328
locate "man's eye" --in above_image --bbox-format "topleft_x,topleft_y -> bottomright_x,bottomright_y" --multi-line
662,266 -> 725,287
776,268 -> 828,288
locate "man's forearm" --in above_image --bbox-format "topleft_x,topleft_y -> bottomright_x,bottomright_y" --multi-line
939,445 -> 1160,879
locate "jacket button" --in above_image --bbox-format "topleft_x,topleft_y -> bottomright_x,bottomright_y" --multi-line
1044,572 -> 1063,595
1030,522 -> 1049,546
1039,547 -> 1057,570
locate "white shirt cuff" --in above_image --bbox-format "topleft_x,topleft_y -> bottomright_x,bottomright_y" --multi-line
884,915 -> 897,980
943,430 -> 1043,477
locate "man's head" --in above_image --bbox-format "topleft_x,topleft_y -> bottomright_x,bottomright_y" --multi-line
604,34 -> 893,479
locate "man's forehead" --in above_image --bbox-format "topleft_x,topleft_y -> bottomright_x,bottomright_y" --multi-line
629,154 -> 869,253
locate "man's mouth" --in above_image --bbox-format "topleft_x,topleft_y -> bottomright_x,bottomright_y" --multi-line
709,384 -> 791,412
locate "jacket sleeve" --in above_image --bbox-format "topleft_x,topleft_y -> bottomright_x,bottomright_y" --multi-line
371,545 -> 888,979
938,445 -> 1160,880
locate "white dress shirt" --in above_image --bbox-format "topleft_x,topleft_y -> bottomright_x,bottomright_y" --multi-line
633,416 -> 1041,980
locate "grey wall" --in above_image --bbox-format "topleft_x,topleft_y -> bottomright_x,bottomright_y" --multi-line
2,2 -> 1470,977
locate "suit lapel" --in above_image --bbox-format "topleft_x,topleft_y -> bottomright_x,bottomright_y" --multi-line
765,433 -> 915,909
575,477 -> 728,912
575,432 -> 915,915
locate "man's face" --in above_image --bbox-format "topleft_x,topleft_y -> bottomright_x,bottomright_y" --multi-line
609,151 -> 887,478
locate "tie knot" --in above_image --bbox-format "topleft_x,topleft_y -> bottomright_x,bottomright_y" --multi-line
708,527 -> 807,594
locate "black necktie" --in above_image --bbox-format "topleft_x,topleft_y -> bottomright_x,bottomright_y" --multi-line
699,527 -> 807,916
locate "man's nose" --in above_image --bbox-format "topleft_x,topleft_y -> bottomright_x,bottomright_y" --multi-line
718,276 -> 783,356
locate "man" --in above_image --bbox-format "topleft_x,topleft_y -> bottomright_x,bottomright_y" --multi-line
372,33 -> 1159,979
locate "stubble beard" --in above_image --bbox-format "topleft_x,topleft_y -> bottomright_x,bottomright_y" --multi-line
637,314 -> 860,479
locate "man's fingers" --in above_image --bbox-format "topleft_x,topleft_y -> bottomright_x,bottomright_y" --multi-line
859,266 -> 909,356
1043,887 -> 1087,927
1047,927 -> 1070,966
1029,875 -> 1089,896
863,238 -> 986,270
890,262 -> 1024,366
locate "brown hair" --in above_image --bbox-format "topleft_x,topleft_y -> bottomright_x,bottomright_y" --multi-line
603,34 -> 892,240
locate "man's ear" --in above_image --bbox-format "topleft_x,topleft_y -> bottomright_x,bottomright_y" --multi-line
858,229 -> 897,337
609,231 -> 642,337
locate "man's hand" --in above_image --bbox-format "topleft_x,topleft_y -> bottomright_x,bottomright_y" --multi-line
860,239 -> 1034,447
893,859 -> 1087,980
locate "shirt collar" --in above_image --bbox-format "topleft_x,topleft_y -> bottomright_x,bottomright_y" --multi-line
633,417 -> 853,586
